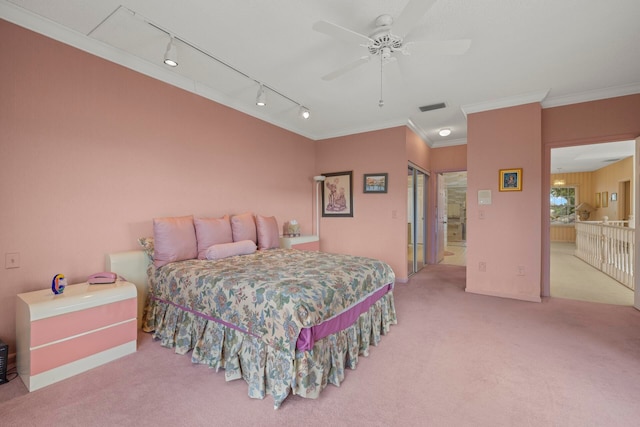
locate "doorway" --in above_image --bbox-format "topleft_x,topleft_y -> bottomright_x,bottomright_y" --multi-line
408,165 -> 427,276
439,171 -> 467,266
548,141 -> 635,305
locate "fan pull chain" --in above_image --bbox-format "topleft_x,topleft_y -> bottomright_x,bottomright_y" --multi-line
378,53 -> 384,108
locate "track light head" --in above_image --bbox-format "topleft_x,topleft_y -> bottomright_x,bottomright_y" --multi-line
164,37 -> 178,67
299,106 -> 310,119
256,84 -> 267,106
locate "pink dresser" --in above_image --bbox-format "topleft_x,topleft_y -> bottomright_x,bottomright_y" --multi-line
16,281 -> 137,391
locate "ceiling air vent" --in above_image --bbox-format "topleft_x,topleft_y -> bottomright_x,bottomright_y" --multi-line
418,102 -> 446,112
603,158 -> 621,163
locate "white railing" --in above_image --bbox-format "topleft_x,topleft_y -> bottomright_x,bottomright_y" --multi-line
575,219 -> 635,290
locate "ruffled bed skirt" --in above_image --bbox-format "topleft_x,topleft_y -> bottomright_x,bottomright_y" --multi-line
142,292 -> 397,409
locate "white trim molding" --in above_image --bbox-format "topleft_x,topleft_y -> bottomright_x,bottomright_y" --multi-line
461,89 -> 551,117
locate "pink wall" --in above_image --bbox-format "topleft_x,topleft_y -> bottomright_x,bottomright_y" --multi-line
542,95 -> 640,145
316,127 -> 410,281
466,103 -> 543,302
406,128 -> 431,171
0,21 -> 315,349
431,145 -> 467,172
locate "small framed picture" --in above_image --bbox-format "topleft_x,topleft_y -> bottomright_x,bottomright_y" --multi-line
602,191 -> 609,207
595,192 -> 601,208
321,171 -> 353,217
499,168 -> 522,192
363,173 -> 388,193
611,192 -> 617,201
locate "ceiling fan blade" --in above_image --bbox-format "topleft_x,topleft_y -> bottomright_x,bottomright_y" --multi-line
313,20 -> 373,46
393,0 -> 437,38
404,39 -> 471,56
321,56 -> 371,81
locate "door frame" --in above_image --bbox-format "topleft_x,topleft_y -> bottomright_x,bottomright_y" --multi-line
408,163 -> 429,276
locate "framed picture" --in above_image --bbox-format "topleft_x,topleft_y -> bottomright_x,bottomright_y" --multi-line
611,192 -> 617,201
602,191 -> 608,207
321,171 -> 353,217
595,192 -> 601,208
499,168 -> 522,192
363,173 -> 388,193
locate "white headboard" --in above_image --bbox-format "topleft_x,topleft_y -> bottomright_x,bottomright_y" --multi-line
105,250 -> 150,329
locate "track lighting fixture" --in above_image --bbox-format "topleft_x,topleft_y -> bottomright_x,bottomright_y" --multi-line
96,9 -> 312,122
163,36 -> 178,67
256,84 -> 267,106
439,128 -> 451,137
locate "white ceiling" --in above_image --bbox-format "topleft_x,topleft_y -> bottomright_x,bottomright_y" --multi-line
2,0 -> 640,147
551,140 -> 636,174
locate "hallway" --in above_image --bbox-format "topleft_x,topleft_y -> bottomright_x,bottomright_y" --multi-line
438,241 -> 634,306
550,242 -> 634,305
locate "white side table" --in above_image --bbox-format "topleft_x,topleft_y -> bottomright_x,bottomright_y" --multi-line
280,235 -> 320,251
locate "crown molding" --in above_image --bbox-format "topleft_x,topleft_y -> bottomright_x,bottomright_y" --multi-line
407,119 -> 432,146
430,138 -> 467,149
542,83 -> 640,108
461,89 -> 550,117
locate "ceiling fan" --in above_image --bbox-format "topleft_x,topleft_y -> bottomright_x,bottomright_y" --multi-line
313,0 -> 471,105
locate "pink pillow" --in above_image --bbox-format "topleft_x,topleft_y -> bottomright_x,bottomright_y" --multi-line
153,215 -> 197,268
205,240 -> 257,260
256,215 -> 280,250
231,213 -> 257,243
194,216 -> 233,259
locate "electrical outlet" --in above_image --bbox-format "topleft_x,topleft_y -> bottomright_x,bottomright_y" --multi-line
5,252 -> 20,269
479,261 -> 486,272
517,265 -> 525,276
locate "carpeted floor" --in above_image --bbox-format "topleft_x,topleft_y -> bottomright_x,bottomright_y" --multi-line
2,264 -> 639,426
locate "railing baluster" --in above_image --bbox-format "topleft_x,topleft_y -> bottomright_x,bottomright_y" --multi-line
573,221 -> 635,291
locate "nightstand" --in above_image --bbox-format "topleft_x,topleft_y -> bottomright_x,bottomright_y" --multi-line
280,235 -> 320,251
16,280 -> 137,391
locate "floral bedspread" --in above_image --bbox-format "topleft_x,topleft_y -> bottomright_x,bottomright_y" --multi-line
146,249 -> 395,354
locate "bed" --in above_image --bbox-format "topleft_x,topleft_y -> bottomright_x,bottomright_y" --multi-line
107,214 -> 397,409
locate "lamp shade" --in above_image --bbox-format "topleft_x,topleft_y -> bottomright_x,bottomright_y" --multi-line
576,202 -> 595,212
576,202 -> 595,221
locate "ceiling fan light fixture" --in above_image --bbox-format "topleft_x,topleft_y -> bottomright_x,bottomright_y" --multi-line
256,84 -> 267,106
163,37 -> 178,67
299,106 -> 310,119
439,128 -> 451,137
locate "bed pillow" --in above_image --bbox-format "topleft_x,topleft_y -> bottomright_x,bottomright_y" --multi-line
230,212 -> 257,244
256,215 -> 280,250
153,215 -> 198,268
194,215 -> 233,259
137,236 -> 155,262
205,240 -> 257,260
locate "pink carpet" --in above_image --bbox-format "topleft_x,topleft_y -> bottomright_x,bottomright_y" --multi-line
2,264 -> 640,426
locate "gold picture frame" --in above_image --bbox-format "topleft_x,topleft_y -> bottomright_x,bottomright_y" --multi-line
602,191 -> 608,207
595,192 -> 601,208
499,168 -> 522,192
